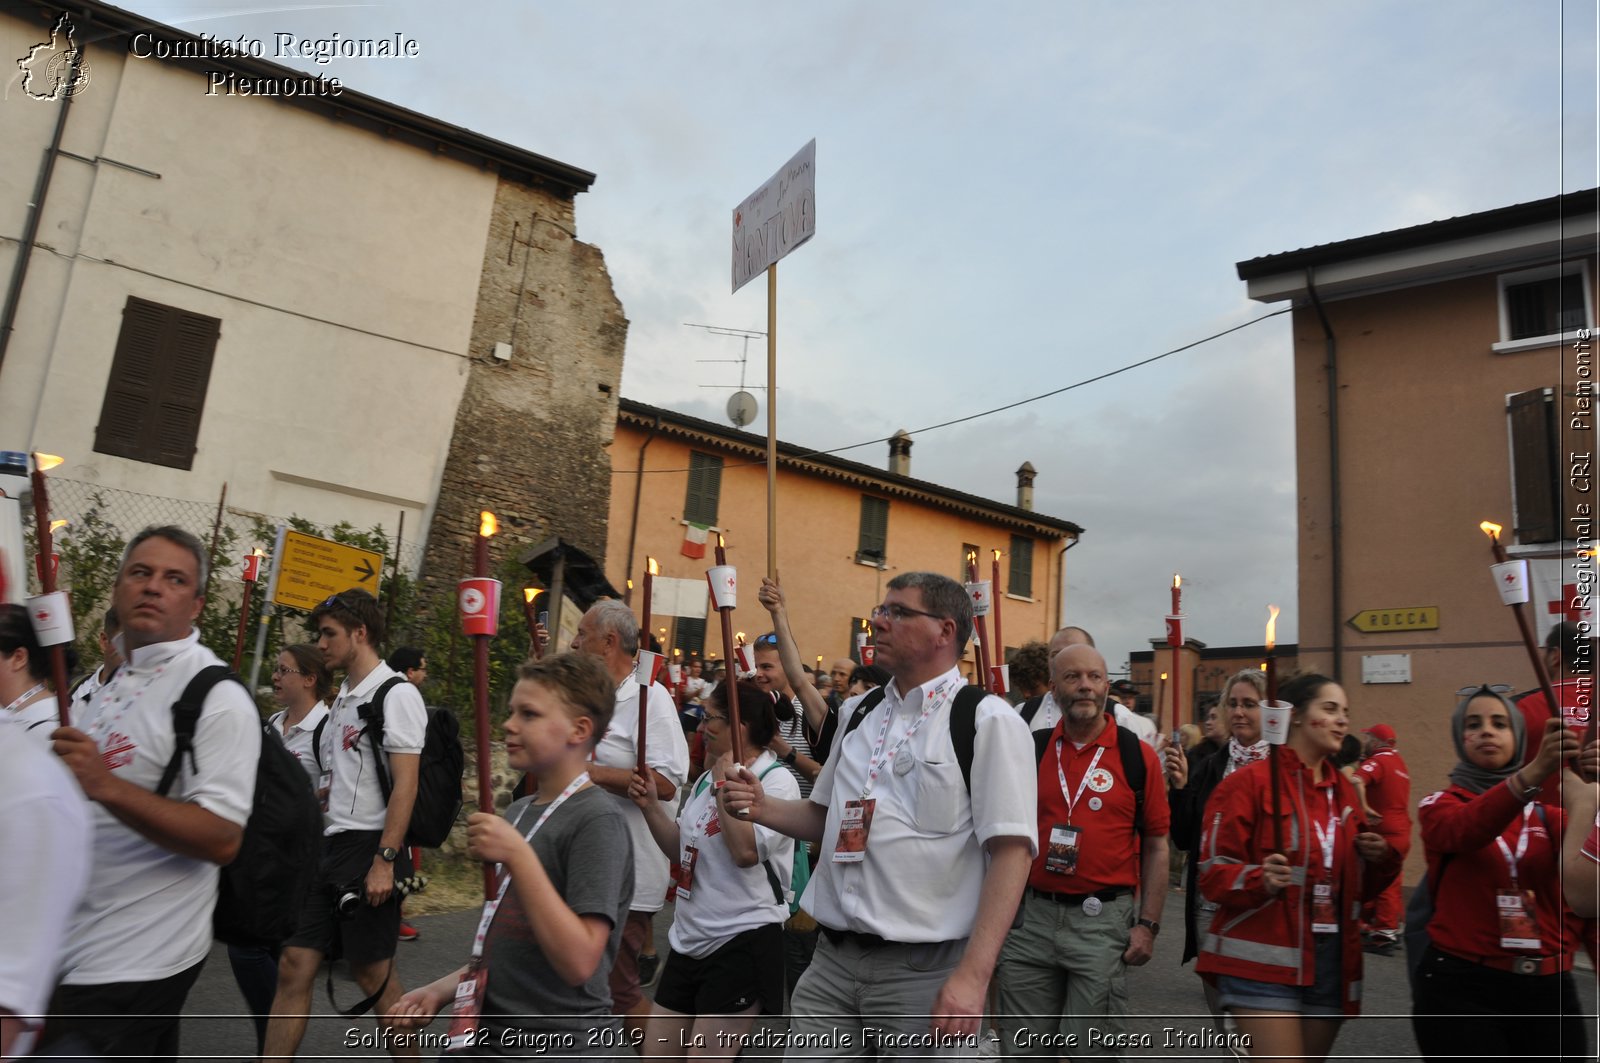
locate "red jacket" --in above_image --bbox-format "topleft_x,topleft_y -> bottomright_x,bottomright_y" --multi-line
1418,782 -> 1572,973
1194,748 -> 1402,1015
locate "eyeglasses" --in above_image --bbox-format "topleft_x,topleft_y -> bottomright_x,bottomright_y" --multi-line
870,602 -> 947,624
702,713 -> 729,727
272,665 -> 306,677
1456,684 -> 1513,697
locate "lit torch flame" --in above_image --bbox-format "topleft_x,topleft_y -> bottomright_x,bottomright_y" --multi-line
717,533 -> 726,550
647,557 -> 659,576
736,631 -> 746,646
993,548 -> 1002,562
1173,573 -> 1182,590
1265,605 -> 1280,652
33,452 -> 64,472
1480,521 -> 1502,542
49,519 -> 69,533
479,511 -> 498,537
523,587 -> 538,604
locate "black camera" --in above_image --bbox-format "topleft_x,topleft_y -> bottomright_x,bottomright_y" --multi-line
334,872 -> 428,918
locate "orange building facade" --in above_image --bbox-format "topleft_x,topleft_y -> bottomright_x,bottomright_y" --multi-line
606,399 -> 1082,676
1238,190 -> 1598,881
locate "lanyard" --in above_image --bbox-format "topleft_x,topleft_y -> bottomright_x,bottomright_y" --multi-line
1053,740 -> 1106,825
1494,805 -> 1535,891
1309,788 -> 1337,874
862,678 -> 954,799
468,772 -> 590,959
84,662 -> 172,742
2,683 -> 46,715
682,769 -> 728,854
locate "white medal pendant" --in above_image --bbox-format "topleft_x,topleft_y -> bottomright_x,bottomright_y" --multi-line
1082,895 -> 1102,917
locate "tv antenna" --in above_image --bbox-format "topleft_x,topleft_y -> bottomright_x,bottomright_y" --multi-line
685,322 -> 766,428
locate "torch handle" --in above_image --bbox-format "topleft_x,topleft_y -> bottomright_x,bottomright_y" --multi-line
637,683 -> 649,779
717,605 -> 744,764
1270,746 -> 1283,855
473,633 -> 494,899
50,646 -> 71,729
231,580 -> 256,672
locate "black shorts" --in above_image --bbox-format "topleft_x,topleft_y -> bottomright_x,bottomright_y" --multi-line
654,922 -> 784,1016
285,830 -> 410,966
39,959 -> 205,1062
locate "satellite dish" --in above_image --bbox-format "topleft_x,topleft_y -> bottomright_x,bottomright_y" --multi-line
727,390 -> 758,428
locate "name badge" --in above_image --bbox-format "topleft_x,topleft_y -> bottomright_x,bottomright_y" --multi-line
834,799 -> 876,863
444,958 -> 485,1052
674,845 -> 700,902
1497,889 -> 1542,951
1310,882 -> 1338,934
1045,824 -> 1081,876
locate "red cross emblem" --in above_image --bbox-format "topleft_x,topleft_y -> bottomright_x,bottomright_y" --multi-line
1548,583 -> 1587,623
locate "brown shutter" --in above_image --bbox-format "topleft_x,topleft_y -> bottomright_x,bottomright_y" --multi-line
94,297 -> 221,470
1506,388 -> 1560,543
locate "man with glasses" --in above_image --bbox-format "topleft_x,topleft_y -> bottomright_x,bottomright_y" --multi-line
264,590 -> 427,1061
722,571 -> 1035,1055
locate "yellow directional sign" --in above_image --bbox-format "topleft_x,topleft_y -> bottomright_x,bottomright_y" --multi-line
271,530 -> 384,611
1347,607 -> 1439,634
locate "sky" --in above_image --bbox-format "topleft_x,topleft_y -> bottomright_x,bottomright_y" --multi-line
119,0 -> 1598,671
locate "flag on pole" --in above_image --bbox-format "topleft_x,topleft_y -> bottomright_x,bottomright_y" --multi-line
682,522 -> 711,559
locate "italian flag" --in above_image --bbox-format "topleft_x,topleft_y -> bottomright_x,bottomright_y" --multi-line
681,522 -> 711,559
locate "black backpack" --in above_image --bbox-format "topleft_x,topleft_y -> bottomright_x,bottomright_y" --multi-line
158,666 -> 322,948
1030,720 -> 1147,833
358,677 -> 464,848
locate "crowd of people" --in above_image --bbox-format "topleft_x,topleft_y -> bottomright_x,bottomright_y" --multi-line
3,526 -> 1599,1062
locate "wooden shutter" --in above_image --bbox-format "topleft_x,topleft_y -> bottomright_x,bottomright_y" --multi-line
94,297 -> 221,470
1507,388 -> 1560,543
1009,534 -> 1035,597
676,616 -> 707,656
684,451 -> 723,526
857,496 -> 888,563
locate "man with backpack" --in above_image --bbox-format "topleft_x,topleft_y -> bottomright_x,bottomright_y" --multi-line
264,589 -> 426,1061
42,525 -> 261,1061
993,643 -> 1173,1058
721,571 -> 1036,1054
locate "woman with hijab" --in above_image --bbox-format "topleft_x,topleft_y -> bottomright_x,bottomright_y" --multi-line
1410,685 -> 1586,1061
1166,668 -> 1270,1021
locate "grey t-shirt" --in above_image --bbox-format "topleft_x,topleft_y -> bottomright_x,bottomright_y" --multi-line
482,785 -> 634,1044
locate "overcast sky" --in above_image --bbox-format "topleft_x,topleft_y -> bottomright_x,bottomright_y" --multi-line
122,0 -> 1598,671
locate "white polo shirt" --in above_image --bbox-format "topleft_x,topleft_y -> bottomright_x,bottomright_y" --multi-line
593,675 -> 689,913
269,702 -> 330,783
60,630 -> 260,984
323,664 -> 427,835
668,750 -> 798,958
803,666 -> 1036,942
1030,691 -> 1159,747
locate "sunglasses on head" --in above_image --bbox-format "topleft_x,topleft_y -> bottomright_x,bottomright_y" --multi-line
1456,684 -> 1513,697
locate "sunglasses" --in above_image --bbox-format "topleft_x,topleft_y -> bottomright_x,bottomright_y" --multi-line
754,634 -> 779,647
1456,684 -> 1514,697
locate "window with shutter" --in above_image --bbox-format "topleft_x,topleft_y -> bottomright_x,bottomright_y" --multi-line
856,496 -> 889,565
684,451 -> 723,526
1008,534 -> 1035,597
675,616 -> 707,657
1506,388 -> 1560,544
94,297 -> 221,470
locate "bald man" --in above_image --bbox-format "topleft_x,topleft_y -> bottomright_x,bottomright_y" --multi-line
1017,627 -> 1159,747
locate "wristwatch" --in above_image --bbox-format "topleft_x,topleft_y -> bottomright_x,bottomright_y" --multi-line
378,847 -> 399,863
782,750 -> 798,766
1136,918 -> 1160,935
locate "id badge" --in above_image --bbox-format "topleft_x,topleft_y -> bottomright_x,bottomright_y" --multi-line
834,799 -> 876,863
444,957 -> 485,1053
1497,889 -> 1542,950
1045,824 -> 1081,876
1310,882 -> 1338,934
674,845 -> 700,902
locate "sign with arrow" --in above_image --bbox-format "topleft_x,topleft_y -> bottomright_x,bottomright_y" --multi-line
1346,606 -> 1439,634
270,529 -> 384,611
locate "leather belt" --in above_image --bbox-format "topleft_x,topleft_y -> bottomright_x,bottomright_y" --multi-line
1029,886 -> 1129,905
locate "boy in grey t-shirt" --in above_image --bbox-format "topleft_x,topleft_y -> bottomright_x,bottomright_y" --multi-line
386,654 -> 635,1057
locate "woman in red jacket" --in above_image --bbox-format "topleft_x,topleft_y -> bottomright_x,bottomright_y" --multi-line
1410,684 -> 1586,1061
1196,674 -> 1401,1063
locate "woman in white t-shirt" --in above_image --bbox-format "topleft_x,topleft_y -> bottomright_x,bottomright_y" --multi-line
232,643 -> 333,1051
0,602 -> 75,739
629,680 -> 796,1063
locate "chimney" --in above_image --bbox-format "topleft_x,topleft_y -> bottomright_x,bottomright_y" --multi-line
1016,461 -> 1036,511
888,429 -> 912,476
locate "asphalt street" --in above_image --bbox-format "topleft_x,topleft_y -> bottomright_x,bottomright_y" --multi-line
176,887 -> 1599,1062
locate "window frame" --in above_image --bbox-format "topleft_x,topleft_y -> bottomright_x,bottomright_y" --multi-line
1008,534 -> 1035,598
1493,261 -> 1594,354
856,495 -> 889,567
683,451 -> 724,527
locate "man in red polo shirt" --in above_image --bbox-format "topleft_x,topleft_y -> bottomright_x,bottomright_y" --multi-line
1354,723 -> 1410,954
995,644 -> 1171,1058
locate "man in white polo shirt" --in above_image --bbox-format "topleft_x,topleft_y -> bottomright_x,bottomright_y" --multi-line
723,571 -> 1036,1056
264,589 -> 426,1061
43,525 -> 260,1061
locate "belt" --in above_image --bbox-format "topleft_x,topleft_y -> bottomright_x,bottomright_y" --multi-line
819,925 -> 893,949
1436,945 -> 1564,978
1029,886 -> 1129,905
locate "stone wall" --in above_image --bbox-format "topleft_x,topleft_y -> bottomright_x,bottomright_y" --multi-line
417,174 -> 628,604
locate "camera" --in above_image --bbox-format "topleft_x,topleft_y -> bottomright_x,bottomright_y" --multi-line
334,872 -> 429,918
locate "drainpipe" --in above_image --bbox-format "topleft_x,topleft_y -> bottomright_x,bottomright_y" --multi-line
622,413 -> 661,604
1055,534 -> 1080,632
0,43 -> 82,378
1304,269 -> 1342,682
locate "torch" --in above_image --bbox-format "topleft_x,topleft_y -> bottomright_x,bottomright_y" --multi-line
708,538 -> 745,762
1163,574 -> 1183,733
1261,602 -> 1290,856
991,549 -> 1008,695
522,588 -> 545,659
857,618 -> 874,667
637,558 -> 658,779
26,453 -> 71,727
231,551 -> 265,671
461,511 -> 501,898
1264,604 -> 1280,702
965,551 -> 993,691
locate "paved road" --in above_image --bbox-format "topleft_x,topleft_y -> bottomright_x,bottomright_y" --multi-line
180,890 -> 1597,1061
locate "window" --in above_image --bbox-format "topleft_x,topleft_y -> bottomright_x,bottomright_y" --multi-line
1507,388 -> 1560,543
1498,263 -> 1593,347
684,451 -> 723,526
94,297 -> 222,470
675,616 -> 706,657
1008,534 -> 1035,597
856,496 -> 889,565
960,542 -> 979,579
